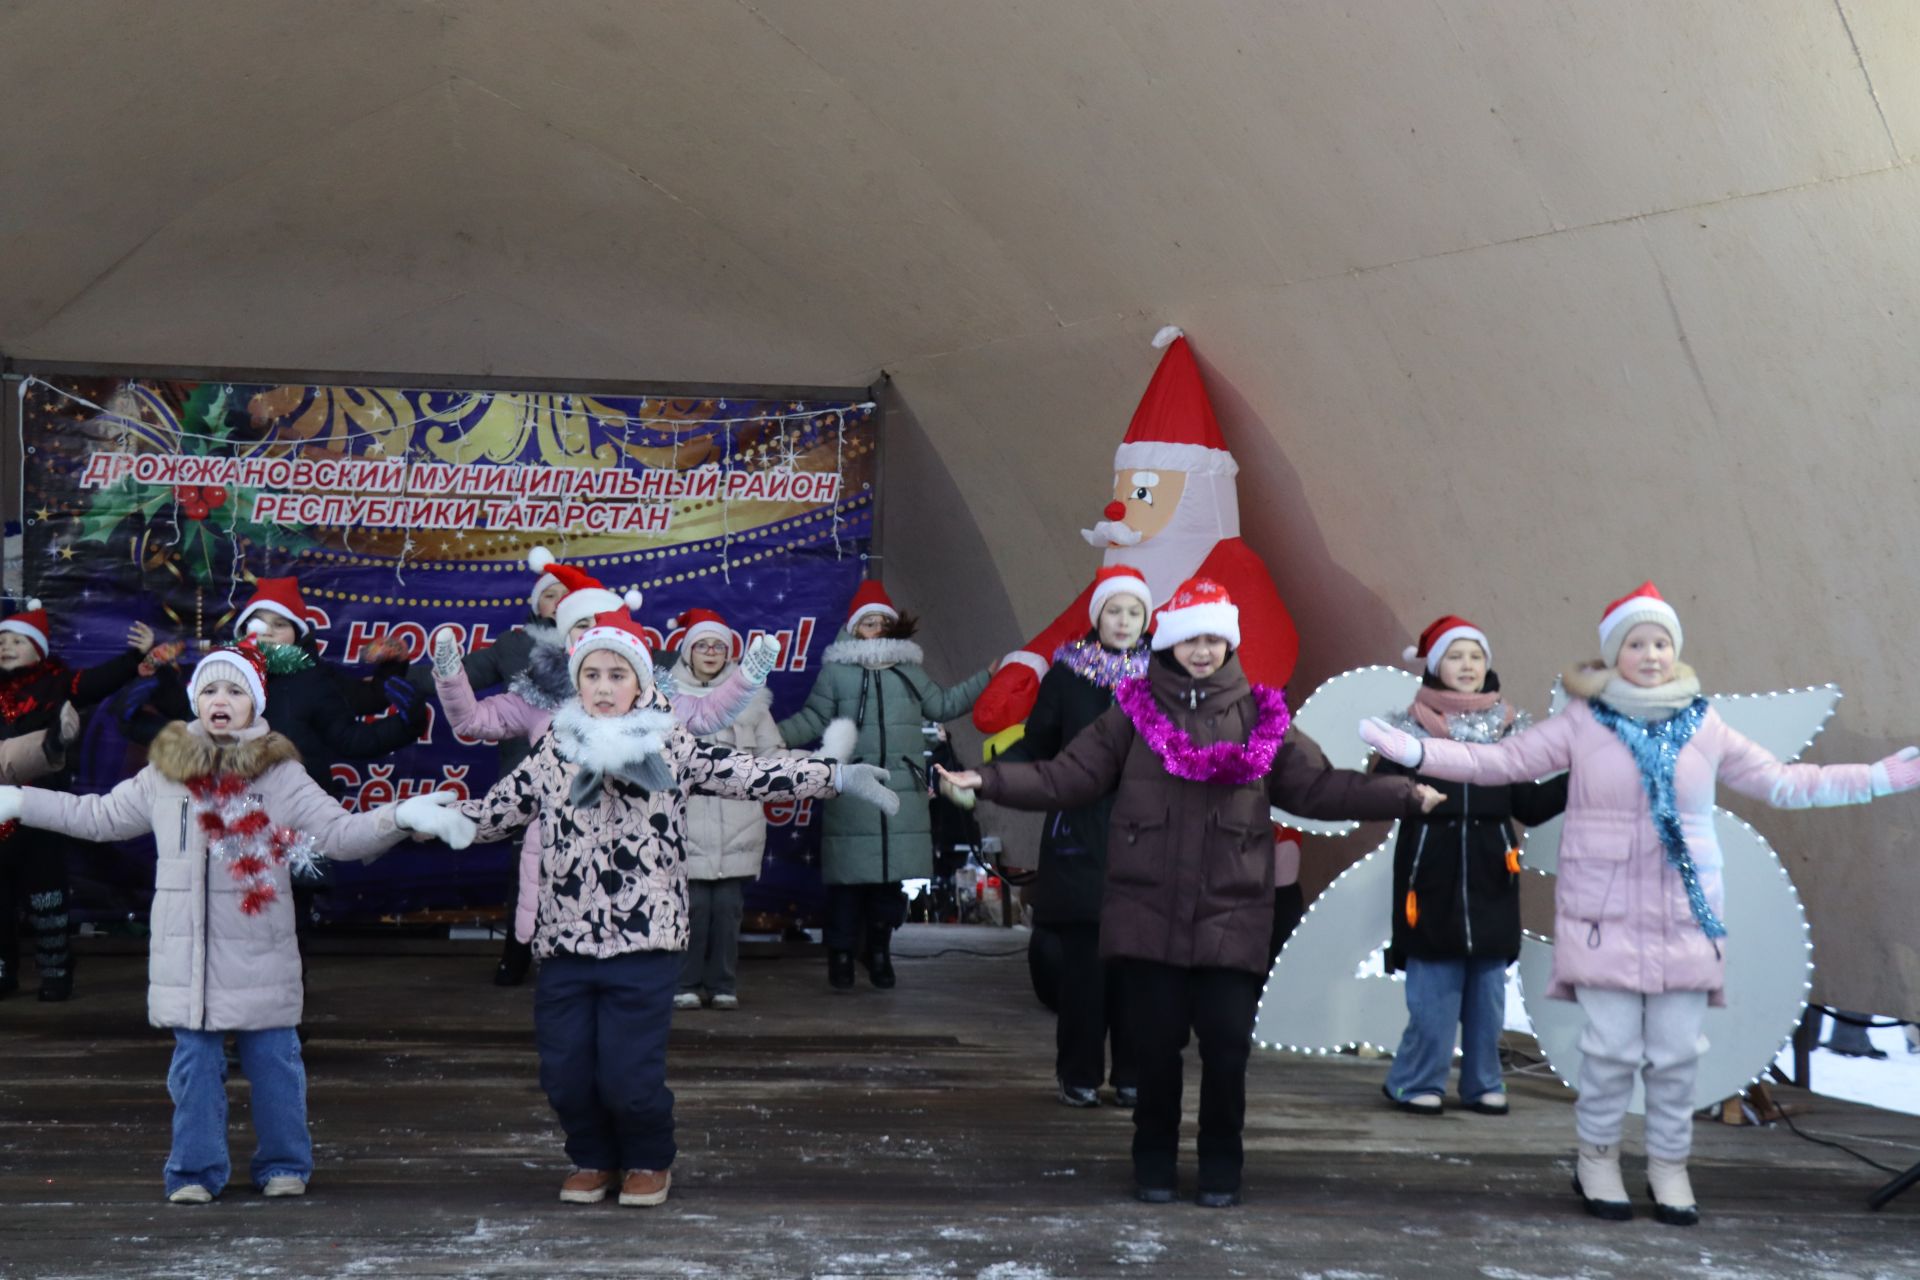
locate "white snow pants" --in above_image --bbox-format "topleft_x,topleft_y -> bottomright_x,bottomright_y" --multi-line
1572,987 -> 1709,1161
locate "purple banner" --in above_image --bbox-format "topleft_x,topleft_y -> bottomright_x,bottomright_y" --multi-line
15,374 -> 876,927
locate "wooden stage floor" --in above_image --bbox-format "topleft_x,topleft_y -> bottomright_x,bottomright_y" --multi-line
1,926 -> 1915,1278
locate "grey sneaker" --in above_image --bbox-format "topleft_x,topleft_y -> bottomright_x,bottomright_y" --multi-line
261,1175 -> 307,1198
709,993 -> 739,1010
167,1184 -> 214,1205
672,992 -> 704,1010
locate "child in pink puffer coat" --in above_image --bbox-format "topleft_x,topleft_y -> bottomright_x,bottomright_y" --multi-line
1362,582 -> 1920,1229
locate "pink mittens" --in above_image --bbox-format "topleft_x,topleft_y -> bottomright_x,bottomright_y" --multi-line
1871,746 -> 1920,797
1359,716 -> 1423,769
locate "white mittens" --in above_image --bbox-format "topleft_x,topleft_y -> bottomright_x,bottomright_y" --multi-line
431,627 -> 463,680
0,786 -> 21,825
1359,716 -> 1424,768
741,634 -> 780,688
393,789 -> 477,849
833,763 -> 900,816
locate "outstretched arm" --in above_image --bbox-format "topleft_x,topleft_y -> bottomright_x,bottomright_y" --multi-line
458,749 -> 545,844
969,706 -> 1133,812
1366,710 -> 1578,787
14,770 -> 159,842
1715,718 -> 1879,808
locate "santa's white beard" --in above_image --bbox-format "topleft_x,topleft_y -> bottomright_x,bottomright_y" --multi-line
1099,470 -> 1241,608
1080,520 -> 1142,547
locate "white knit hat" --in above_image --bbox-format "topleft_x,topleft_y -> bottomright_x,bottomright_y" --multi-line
1149,577 -> 1240,652
1598,581 -> 1683,666
190,641 -> 268,713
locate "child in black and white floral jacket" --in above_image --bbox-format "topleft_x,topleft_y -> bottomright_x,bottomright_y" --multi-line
462,607 -> 893,1209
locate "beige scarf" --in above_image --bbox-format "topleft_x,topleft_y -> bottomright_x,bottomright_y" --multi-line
1564,660 -> 1701,722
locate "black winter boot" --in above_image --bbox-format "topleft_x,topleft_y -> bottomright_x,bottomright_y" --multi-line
828,949 -> 856,991
0,955 -> 17,999
866,926 -> 896,990
494,938 -> 533,987
29,890 -> 71,1002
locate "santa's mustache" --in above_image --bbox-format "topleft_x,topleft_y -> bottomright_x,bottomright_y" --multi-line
1081,519 -> 1143,547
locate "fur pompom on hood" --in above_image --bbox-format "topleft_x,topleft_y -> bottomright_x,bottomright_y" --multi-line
148,720 -> 301,784
821,636 -> 925,670
1562,659 -> 1697,701
512,641 -> 576,711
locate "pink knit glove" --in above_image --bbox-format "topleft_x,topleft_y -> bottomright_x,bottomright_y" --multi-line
1359,716 -> 1423,769
1871,746 -> 1920,797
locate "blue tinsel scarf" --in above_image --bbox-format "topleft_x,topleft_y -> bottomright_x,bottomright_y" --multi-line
1587,695 -> 1724,940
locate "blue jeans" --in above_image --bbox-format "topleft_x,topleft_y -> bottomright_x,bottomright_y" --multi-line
166,1027 -> 313,1196
1383,956 -> 1508,1101
535,951 -> 679,1172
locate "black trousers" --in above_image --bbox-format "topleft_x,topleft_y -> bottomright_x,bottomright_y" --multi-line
1040,921 -> 1135,1091
1269,883 -> 1305,965
823,882 -> 906,952
0,829 -> 71,982
1118,959 -> 1265,1194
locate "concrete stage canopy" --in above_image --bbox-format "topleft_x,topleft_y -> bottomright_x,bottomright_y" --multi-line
3,2 -> 1919,1015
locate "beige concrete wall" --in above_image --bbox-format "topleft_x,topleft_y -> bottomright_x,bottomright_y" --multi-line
3,1 -> 1918,1013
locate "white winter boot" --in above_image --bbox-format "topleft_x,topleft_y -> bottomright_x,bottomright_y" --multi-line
1646,1156 -> 1700,1227
1573,1141 -> 1632,1221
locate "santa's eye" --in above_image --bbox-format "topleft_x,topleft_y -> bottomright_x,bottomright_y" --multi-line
1130,487 -> 1154,505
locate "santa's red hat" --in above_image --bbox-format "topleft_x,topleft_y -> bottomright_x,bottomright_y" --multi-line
1087,565 -> 1152,625
1150,577 -> 1240,652
674,608 -> 737,655
845,580 -> 898,632
235,577 -> 311,638
1111,328 -> 1239,479
0,599 -> 50,656
569,608 -> 656,692
192,639 -> 269,712
1405,615 -> 1490,673
1599,581 -> 1682,665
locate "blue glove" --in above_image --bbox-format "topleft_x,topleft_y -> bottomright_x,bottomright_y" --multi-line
384,676 -> 420,717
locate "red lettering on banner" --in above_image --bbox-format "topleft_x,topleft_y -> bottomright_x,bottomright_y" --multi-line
792,617 -> 815,670
761,797 -> 815,827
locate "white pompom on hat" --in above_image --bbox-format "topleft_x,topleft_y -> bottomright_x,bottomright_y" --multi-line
527,545 -> 563,612
1149,577 -> 1240,652
1598,581 -> 1683,666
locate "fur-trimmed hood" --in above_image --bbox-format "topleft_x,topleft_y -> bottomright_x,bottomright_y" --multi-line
1562,659 -> 1697,702
149,719 -> 302,784
821,636 -> 925,669
511,639 -> 576,712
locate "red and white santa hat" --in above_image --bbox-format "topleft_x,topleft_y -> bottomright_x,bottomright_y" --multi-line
1404,615 -> 1490,673
526,546 -> 573,612
674,608 -> 737,655
234,577 -> 311,638
0,599 -> 50,656
845,580 -> 898,633
568,608 -> 656,692
1149,577 -> 1240,652
1087,564 -> 1153,625
1109,328 -> 1240,479
191,639 -> 269,712
553,561 -> 642,637
1598,581 -> 1683,666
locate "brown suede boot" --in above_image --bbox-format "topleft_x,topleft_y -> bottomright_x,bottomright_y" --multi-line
619,1169 -> 672,1207
559,1168 -> 615,1204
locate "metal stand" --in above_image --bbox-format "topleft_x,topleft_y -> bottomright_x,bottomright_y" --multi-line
1869,1161 -> 1920,1211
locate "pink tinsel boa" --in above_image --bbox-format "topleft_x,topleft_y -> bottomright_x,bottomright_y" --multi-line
1113,677 -> 1291,785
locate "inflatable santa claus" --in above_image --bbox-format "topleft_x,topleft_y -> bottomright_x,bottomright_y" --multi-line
973,329 -> 1301,742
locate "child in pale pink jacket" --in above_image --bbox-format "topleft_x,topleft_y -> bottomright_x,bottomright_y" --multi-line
1363,582 -> 1920,1228
431,588 -> 777,977
0,642 -> 474,1204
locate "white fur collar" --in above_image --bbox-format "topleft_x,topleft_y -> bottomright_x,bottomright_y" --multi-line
551,698 -> 679,773
822,636 -> 924,669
